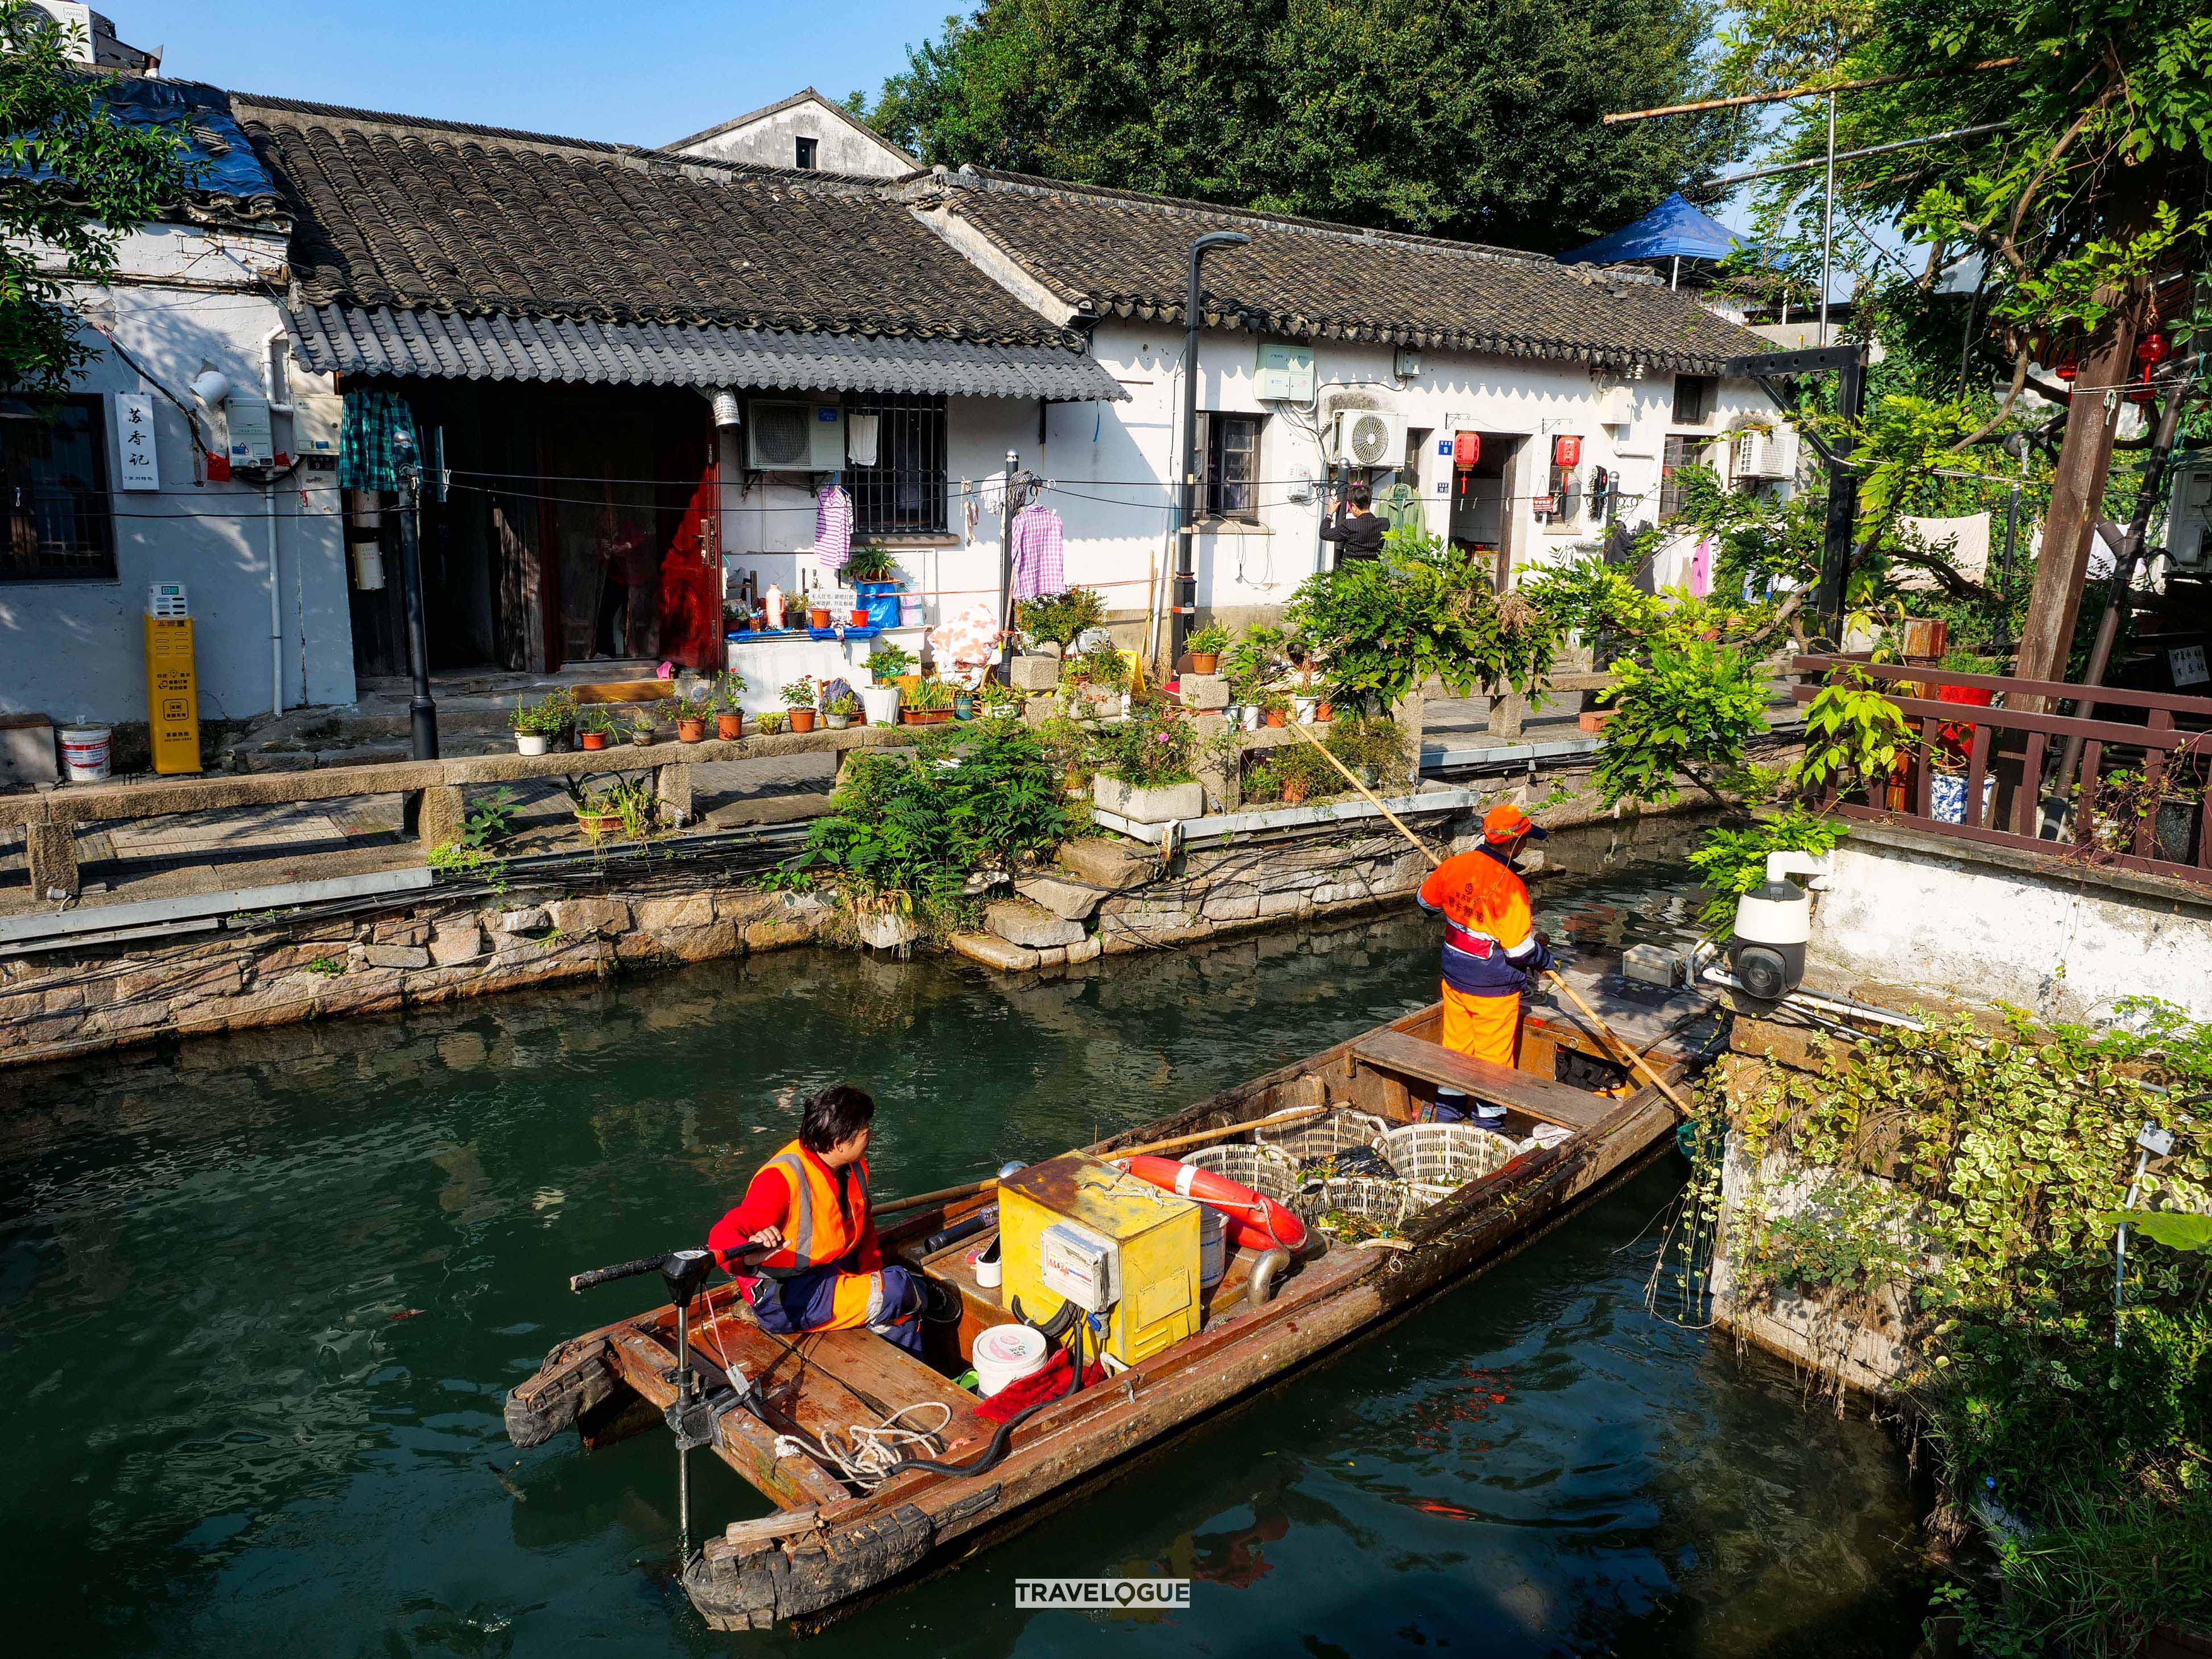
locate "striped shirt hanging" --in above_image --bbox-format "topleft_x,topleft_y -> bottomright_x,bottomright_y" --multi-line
1008,504 -> 1064,600
814,485 -> 853,569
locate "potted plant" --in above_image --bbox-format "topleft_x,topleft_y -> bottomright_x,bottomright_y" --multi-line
902,676 -> 957,724
510,691 -> 570,756
572,776 -> 655,841
756,709 -> 788,735
1187,620 -> 1231,675
1016,587 -> 1108,657
843,544 -> 903,627
1324,715 -> 1409,789
954,686 -> 975,721
867,639 -> 920,695
781,676 -> 820,733
807,595 -> 833,629
576,703 -> 618,751
1092,700 -> 1202,821
976,679 -> 1022,719
628,708 -> 657,747
1262,692 -> 1290,728
668,695 -> 710,744
825,691 -> 861,730
712,672 -> 747,739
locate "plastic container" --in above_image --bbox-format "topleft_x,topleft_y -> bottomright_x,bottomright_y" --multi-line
857,580 -> 902,628
1255,1109 -> 1389,1165
971,1323 -> 1050,1397
59,725 -> 112,782
1198,1206 -> 1226,1289
1379,1122 -> 1523,1191
1293,1177 -> 1420,1232
1181,1142 -> 1302,1204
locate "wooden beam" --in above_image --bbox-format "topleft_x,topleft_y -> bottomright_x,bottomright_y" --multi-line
1350,1029 -> 1614,1132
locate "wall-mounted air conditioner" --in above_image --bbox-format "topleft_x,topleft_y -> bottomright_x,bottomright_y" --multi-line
1328,408 -> 1405,469
747,399 -> 845,471
1732,427 -> 1797,479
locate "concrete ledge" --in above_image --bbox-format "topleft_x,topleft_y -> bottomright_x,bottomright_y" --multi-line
1094,784 -> 1483,847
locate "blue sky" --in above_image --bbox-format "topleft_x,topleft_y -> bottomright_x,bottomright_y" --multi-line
129,1 -> 947,147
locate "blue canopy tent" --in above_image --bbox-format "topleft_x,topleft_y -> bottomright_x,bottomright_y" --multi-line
1558,192 -> 1743,287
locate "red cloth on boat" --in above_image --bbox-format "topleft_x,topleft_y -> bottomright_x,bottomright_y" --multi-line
975,1347 -> 1107,1422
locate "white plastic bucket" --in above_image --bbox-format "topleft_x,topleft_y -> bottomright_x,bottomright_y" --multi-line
1198,1206 -> 1226,1289
60,725 -> 112,782
971,1323 -> 1049,1397
859,683 -> 902,727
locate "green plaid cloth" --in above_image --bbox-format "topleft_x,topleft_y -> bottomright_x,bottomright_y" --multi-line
337,390 -> 420,492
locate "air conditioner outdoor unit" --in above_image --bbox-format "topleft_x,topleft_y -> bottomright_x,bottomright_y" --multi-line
2170,460 -> 2212,570
747,399 -> 845,471
1732,427 -> 1797,479
1328,408 -> 1405,469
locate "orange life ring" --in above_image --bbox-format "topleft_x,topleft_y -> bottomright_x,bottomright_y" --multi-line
1122,1154 -> 1309,1254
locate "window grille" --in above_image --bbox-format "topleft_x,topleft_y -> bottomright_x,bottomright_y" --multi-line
0,395 -> 116,581
1672,374 -> 1715,426
1204,413 -> 1262,520
1658,433 -> 1715,520
844,394 -> 947,535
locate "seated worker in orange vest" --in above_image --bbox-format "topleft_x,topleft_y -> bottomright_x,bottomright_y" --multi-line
1414,802 -> 1553,1128
707,1083 -> 932,1354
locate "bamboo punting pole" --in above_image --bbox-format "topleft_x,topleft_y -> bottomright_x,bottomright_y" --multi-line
1281,718 -> 1694,1118
1602,57 -> 2019,124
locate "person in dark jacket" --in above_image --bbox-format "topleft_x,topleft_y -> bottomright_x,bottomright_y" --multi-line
1319,482 -> 1384,563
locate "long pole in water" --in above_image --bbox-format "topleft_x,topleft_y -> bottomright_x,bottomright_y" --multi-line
1281,719 -> 1694,1116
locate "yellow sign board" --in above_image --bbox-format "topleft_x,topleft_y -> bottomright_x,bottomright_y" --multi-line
143,616 -> 202,774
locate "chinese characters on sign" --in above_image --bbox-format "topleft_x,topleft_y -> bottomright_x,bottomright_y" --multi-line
115,393 -> 159,490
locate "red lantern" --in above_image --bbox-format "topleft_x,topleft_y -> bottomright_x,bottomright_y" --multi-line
1552,434 -> 1582,468
2053,356 -> 2079,383
2137,331 -> 2171,365
1452,431 -> 1480,468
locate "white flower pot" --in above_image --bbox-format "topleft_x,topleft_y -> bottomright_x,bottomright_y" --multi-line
859,683 -> 902,727
1093,775 -> 1204,823
1243,706 -> 1262,731
515,733 -> 550,756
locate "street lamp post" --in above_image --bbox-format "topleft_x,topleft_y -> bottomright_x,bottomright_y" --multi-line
1169,229 -> 1251,667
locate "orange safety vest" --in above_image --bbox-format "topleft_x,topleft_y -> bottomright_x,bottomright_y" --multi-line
753,1139 -> 872,1277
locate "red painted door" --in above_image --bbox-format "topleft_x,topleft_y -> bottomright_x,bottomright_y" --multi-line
657,463 -> 719,670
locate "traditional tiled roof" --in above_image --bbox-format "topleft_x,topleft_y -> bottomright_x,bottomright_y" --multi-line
230,94 -> 1079,349
928,171 -> 1770,374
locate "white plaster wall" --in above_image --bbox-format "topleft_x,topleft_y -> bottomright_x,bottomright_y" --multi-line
1809,837 -> 2212,1024
676,104 -> 914,179
0,224 -> 354,727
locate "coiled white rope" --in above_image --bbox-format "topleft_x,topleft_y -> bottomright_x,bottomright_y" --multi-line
774,1401 -> 953,1491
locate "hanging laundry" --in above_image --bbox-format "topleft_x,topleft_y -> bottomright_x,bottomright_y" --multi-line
1689,535 -> 1713,597
845,413 -> 880,468
977,469 -> 1009,517
1008,503 -> 1064,601
814,484 -> 853,570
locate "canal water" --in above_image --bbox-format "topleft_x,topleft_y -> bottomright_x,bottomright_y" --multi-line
0,849 -> 1928,1657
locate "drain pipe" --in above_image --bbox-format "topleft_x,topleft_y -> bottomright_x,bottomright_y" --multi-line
265,480 -> 284,717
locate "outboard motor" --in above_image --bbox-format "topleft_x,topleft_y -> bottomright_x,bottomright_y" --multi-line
1729,852 -> 1831,1000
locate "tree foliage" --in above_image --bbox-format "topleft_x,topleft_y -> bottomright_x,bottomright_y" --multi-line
1590,637 -> 1772,806
866,0 -> 1741,250
0,1 -> 193,393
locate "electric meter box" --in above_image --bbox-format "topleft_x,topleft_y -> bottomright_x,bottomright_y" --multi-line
997,1153 -> 1202,1365
224,395 -> 275,468
142,584 -> 201,774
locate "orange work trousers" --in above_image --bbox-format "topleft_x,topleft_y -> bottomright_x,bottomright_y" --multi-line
1440,982 -> 1521,1067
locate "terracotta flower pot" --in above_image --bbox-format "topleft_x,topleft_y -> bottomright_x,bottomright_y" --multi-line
575,810 -> 622,836
1281,776 -> 1310,804
1577,709 -> 1617,734
716,712 -> 743,740
787,708 -> 818,733
1190,652 -> 1220,674
676,718 -> 707,744
1315,701 -> 1334,722
1265,708 -> 1287,728
902,708 -> 954,725
579,730 -> 609,751
809,607 -> 832,629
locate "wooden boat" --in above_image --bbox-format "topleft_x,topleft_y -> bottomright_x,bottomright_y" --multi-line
506,964 -> 1719,1631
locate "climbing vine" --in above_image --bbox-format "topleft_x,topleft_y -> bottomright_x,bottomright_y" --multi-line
1664,1002 -> 2212,1653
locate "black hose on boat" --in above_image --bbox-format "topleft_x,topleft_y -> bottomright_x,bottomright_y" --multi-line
878,1399 -> 1054,1480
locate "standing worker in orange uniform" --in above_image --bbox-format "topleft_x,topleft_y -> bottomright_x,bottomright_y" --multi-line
1414,803 -> 1553,1126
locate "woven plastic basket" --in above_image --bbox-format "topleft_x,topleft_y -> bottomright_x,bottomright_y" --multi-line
1255,1108 -> 1388,1164
1180,1142 -> 1303,1204
1293,1175 -> 1419,1233
1379,1123 -> 1524,1191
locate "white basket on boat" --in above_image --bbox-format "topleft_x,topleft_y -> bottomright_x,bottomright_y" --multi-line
1293,1176 -> 1419,1233
1255,1109 -> 1388,1164
1180,1142 -> 1303,1204
1380,1123 -> 1524,1192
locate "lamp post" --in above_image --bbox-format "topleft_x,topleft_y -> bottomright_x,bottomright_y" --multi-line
1170,229 -> 1251,666
393,428 -> 439,760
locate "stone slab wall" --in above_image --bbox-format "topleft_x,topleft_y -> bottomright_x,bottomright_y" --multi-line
1,882 -> 835,1072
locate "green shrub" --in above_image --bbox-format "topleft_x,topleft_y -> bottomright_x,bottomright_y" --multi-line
797,718 -> 1072,927
1590,638 -> 1771,807
1016,587 -> 1107,650
1685,805 -> 1848,933
1324,715 -> 1409,782
1091,699 -> 1194,786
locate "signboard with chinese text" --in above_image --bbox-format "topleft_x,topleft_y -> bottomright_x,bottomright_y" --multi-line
114,392 -> 159,490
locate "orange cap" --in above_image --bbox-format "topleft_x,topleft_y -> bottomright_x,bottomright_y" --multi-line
1483,803 -> 1546,843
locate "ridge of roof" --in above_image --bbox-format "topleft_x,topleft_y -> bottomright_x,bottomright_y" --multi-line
951,168 -> 1554,267
664,86 -> 921,167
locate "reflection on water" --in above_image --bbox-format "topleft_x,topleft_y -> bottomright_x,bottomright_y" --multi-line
0,843 -> 1926,1657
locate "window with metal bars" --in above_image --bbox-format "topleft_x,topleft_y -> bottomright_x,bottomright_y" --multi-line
0,395 -> 116,581
1658,432 -> 1715,519
1202,412 -> 1263,520
843,394 -> 947,535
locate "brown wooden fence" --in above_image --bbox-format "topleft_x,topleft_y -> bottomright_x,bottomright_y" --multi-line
1790,655 -> 2212,887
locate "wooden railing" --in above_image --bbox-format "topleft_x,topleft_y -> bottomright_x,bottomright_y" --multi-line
1790,655 -> 2212,888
